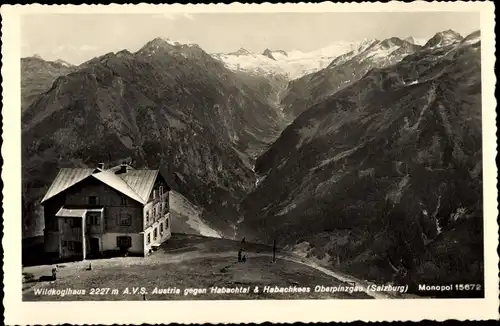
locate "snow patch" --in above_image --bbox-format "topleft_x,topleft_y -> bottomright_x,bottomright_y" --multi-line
386,175 -> 410,204
451,207 -> 468,222
404,80 -> 420,86
296,120 -> 321,148
369,45 -> 400,60
292,241 -> 312,258
276,203 -> 296,216
212,39 -> 375,80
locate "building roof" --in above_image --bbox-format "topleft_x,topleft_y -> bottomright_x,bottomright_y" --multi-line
118,169 -> 159,201
41,168 -> 95,204
55,207 -> 104,218
55,207 -> 87,218
92,170 -> 146,204
41,165 -> 163,205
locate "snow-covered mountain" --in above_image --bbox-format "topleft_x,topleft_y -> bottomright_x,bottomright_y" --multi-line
282,37 -> 422,118
240,32 -> 482,291
212,40 -> 371,80
54,59 -> 74,67
404,36 -> 429,46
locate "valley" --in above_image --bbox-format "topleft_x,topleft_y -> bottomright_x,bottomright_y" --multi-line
239,30 -> 483,291
21,29 -> 484,296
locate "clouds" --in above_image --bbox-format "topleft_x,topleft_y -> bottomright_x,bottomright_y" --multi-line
152,12 -> 195,21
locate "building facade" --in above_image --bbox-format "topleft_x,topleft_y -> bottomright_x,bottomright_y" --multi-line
41,163 -> 171,260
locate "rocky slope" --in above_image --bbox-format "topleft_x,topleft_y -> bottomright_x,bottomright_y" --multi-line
423,29 -> 464,48
240,30 -> 483,291
281,37 -> 423,119
22,38 -> 284,238
21,56 -> 75,111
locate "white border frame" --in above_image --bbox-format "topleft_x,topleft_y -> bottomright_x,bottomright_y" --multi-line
2,2 -> 498,324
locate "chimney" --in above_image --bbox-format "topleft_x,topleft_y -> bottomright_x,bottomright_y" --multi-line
97,163 -> 105,170
117,164 -> 128,174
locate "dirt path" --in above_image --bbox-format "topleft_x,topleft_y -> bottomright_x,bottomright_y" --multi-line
156,248 -> 396,299
23,236 -> 411,299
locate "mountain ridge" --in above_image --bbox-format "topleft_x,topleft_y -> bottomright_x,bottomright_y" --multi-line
21,37 -> 286,239
239,30 -> 482,291
211,39 -> 371,80
21,56 -> 76,111
281,36 -> 422,119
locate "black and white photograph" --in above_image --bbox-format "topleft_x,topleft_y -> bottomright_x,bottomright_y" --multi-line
2,2 -> 498,324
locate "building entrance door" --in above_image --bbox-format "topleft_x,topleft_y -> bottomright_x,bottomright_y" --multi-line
89,237 -> 100,257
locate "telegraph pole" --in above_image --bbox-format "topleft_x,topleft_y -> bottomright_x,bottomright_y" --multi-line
272,239 -> 276,263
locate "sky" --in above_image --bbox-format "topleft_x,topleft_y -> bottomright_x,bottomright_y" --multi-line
21,12 -> 480,65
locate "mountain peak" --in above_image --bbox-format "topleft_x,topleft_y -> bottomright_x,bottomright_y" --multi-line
424,29 -> 463,48
353,38 -> 380,53
436,29 -> 463,40
139,37 -> 199,55
262,49 -> 288,61
262,48 -> 275,60
440,29 -> 461,35
404,36 -> 416,44
138,37 -> 175,53
230,48 -> 252,56
54,59 -> 73,67
461,30 -> 481,46
379,37 -> 406,48
358,38 -> 379,47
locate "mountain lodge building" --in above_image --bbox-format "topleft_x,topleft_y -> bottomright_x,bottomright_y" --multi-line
41,163 -> 171,260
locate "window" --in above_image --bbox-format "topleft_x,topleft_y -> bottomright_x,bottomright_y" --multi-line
153,227 -> 158,240
147,233 -> 151,244
160,223 -> 163,233
87,213 -> 100,226
146,210 -> 150,223
121,196 -> 127,205
153,190 -> 157,199
165,218 -> 169,229
62,240 -> 68,247
117,236 -> 132,248
88,196 -> 98,205
67,241 -> 74,251
118,213 -> 132,227
159,186 -> 164,196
